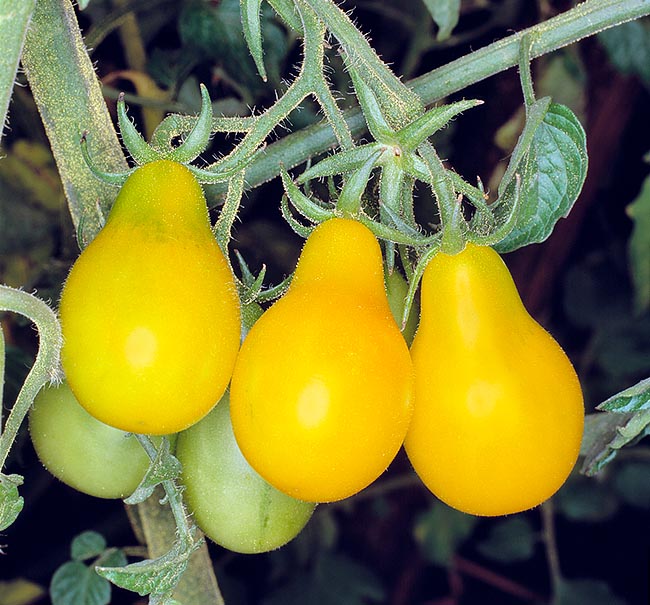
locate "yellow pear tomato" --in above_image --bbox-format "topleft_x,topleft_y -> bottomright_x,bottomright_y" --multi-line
59,160 -> 241,435
405,243 -> 584,516
230,218 -> 414,503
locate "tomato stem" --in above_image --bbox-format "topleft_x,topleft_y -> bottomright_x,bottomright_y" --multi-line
0,286 -> 62,472
518,33 -> 537,110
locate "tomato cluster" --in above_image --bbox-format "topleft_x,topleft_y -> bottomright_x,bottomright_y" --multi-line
32,159 -> 584,554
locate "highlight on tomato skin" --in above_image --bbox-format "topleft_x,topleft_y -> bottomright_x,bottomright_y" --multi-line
58,160 -> 241,435
229,217 -> 415,504
405,243 -> 585,517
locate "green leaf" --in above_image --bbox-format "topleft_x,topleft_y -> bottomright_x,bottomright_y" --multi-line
556,476 -> 619,522
0,474 -> 24,532
241,0 -> 267,81
554,578 -> 627,605
594,315 -> 650,379
494,103 -> 587,253
477,517 -> 537,563
414,501 -> 477,566
96,538 -> 198,597
179,0 -> 288,90
123,438 -> 181,505
599,377 -> 650,413
50,561 -> 110,605
581,410 -> 650,476
71,532 -> 106,562
422,0 -> 460,42
263,552 -> 384,605
598,20 -> 650,84
626,175 -> 650,314
612,461 -> 650,509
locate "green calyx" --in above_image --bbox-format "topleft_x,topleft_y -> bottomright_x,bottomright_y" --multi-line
81,84 -> 249,187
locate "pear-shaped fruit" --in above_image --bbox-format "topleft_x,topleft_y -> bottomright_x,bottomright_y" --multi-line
60,160 -> 241,435
405,243 -> 584,516
230,218 -> 414,502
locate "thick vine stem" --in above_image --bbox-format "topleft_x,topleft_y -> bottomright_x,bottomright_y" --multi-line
0,286 -> 62,470
205,0 -> 650,197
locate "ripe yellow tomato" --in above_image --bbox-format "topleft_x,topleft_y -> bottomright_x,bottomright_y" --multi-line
59,160 -> 241,435
405,243 -> 584,516
230,218 -> 414,503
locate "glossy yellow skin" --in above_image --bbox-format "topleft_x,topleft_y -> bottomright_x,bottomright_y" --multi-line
230,218 -> 414,503
60,160 -> 241,435
405,243 -> 584,516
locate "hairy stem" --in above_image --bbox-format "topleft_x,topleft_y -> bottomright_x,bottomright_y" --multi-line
0,287 -> 62,471
206,0 -> 650,199
0,0 -> 37,144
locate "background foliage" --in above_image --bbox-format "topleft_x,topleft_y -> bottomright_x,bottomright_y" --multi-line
0,1 -> 649,604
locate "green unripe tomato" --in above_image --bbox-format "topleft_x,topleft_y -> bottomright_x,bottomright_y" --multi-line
29,381 -> 156,499
176,394 -> 315,554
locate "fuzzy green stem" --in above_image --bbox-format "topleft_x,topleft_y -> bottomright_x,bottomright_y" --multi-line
134,435 -> 193,545
303,0 -> 423,127
418,142 -> 464,253
0,287 -> 62,471
21,0 -> 128,240
0,0 -> 37,144
206,0 -> 650,199
132,435 -> 224,604
214,172 -> 246,251
518,33 -> 537,109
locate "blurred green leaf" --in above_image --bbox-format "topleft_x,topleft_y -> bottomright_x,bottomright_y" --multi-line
626,175 -> 650,314
414,501 -> 477,566
554,578 -> 627,605
422,0 -> 460,41
598,19 -> 650,84
581,410 -> 650,475
179,0 -> 288,92
0,180 -> 53,256
0,474 -> 24,532
71,531 -> 106,562
612,461 -> 650,508
495,103 -> 587,253
594,315 -> 650,379
562,249 -> 630,329
556,476 -> 619,522
537,53 -> 587,121
477,517 -> 537,563
50,561 -> 110,605
599,376 -> 650,413
263,552 -> 384,605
